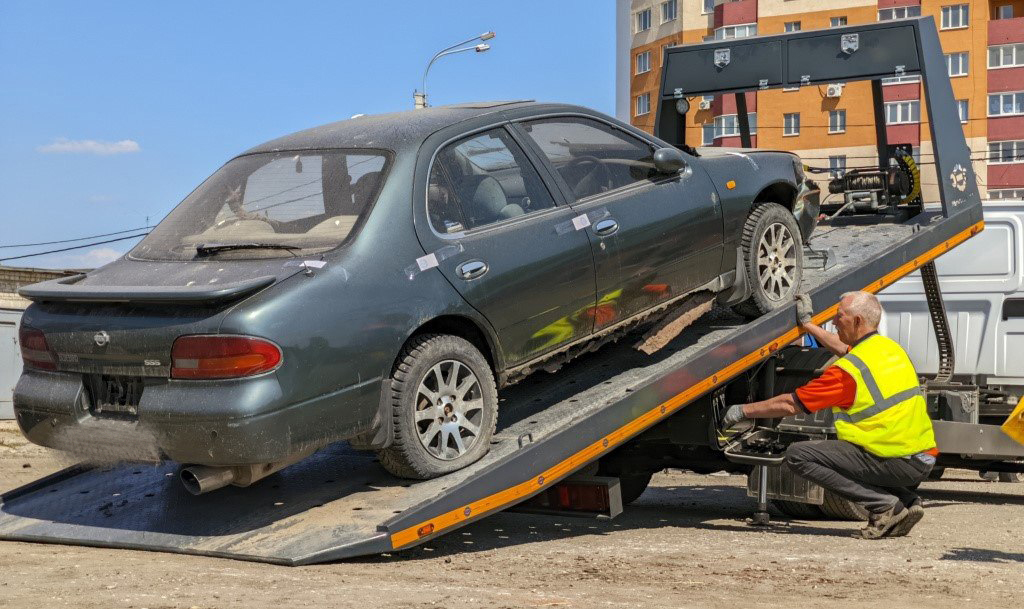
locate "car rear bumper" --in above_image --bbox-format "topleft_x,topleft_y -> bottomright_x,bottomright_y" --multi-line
12,370 -> 383,465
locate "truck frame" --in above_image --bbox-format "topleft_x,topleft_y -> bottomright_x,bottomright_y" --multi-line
0,17 -> 1017,564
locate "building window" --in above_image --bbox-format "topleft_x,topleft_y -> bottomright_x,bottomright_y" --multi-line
715,24 -> 757,40
941,5 -> 969,29
784,21 -> 801,32
990,189 -> 1024,200
946,52 -> 969,77
661,0 -> 677,23
957,100 -> 969,123
783,113 -> 800,136
702,0 -> 715,15
829,109 -> 847,133
636,51 -> 651,75
988,140 -> 1024,164
635,93 -> 651,116
829,155 -> 847,178
996,5 -> 1014,19
885,100 -> 921,124
830,16 -> 848,28
988,91 -> 1024,117
714,113 -> 758,138
636,8 -> 652,33
702,123 -> 715,145
989,43 -> 1024,69
879,6 -> 921,20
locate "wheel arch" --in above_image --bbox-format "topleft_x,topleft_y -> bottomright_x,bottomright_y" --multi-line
752,180 -> 798,212
404,314 -> 502,377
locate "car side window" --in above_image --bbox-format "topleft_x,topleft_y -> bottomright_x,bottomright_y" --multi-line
519,117 -> 658,200
428,128 -> 555,233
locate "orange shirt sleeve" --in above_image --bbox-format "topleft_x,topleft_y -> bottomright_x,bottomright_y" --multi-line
794,365 -> 857,413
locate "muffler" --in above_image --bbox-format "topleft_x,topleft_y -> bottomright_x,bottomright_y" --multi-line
179,449 -> 313,495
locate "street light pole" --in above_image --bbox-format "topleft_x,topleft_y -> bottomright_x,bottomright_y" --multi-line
415,31 -> 495,109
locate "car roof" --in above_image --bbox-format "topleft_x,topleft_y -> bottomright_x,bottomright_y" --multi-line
240,100 -> 590,156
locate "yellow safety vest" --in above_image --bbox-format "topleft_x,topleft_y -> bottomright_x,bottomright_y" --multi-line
832,334 -> 936,457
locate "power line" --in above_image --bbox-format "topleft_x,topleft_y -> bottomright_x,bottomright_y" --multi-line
0,233 -> 149,263
0,226 -> 152,249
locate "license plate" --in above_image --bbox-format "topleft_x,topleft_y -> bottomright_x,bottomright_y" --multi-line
85,375 -> 144,418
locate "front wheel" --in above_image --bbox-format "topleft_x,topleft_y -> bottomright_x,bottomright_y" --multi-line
733,202 -> 804,319
377,334 -> 498,479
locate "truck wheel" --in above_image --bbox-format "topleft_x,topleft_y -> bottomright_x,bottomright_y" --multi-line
619,472 -> 653,505
820,490 -> 869,521
772,500 -> 824,519
733,202 -> 804,319
377,334 -> 498,479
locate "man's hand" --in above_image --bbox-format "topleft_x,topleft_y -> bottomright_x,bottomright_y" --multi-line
795,293 -> 814,325
721,404 -> 749,429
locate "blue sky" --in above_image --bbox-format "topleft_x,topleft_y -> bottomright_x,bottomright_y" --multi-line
0,1 -> 615,269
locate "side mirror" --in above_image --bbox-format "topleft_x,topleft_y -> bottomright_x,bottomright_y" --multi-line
653,147 -> 687,174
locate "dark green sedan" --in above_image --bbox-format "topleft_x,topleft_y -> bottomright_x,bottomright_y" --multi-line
14,101 -> 819,491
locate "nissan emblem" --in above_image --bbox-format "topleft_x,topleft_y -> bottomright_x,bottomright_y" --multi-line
93,331 -> 110,347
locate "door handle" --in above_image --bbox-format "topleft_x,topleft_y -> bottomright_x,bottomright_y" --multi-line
456,260 -> 488,280
592,218 -> 619,236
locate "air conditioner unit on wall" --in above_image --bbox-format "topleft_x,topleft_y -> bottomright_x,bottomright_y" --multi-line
826,83 -> 844,98
698,100 -> 712,110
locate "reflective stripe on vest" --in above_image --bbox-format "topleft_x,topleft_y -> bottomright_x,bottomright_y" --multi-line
832,334 -> 936,458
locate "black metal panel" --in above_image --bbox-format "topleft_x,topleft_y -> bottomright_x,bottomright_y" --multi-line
785,26 -> 920,85
660,39 -> 784,97
1003,298 -> 1024,320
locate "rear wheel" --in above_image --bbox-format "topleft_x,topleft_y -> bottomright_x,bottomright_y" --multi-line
734,202 -> 804,319
619,472 -> 653,505
820,490 -> 869,521
377,334 -> 498,479
772,500 -> 825,519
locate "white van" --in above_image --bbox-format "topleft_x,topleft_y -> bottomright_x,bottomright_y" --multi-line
878,203 -> 1024,424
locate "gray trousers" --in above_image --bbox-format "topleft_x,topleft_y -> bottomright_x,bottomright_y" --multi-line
784,440 -> 933,514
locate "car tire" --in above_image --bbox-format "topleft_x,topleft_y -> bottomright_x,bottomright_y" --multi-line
820,490 -> 869,521
377,334 -> 498,480
772,499 -> 825,520
619,472 -> 653,505
733,202 -> 804,319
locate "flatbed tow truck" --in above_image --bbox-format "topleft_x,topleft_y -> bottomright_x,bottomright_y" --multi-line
1,18 -> 1019,565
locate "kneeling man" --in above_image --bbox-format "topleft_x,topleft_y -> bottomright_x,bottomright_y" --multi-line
721,291 -> 936,538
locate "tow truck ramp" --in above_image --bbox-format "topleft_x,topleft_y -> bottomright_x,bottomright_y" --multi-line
0,18 -> 997,564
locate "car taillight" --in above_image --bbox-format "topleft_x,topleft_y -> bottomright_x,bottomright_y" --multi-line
170,335 -> 282,380
19,326 -> 57,371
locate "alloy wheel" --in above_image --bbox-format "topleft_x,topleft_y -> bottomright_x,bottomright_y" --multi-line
414,360 -> 484,460
757,222 -> 798,301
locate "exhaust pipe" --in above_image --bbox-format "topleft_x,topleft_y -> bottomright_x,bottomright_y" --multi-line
180,449 -> 314,495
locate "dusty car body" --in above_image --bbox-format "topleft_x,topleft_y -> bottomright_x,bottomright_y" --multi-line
14,101 -> 819,488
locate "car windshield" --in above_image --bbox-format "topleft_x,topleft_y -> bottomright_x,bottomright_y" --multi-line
131,149 -> 390,261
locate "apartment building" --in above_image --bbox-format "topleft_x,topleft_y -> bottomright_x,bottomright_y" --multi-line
617,0 -> 1024,201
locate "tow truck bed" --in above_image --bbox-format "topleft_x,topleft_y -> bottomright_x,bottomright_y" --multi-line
0,212 -> 981,565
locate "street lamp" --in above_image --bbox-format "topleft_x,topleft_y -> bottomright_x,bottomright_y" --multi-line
414,31 -> 495,109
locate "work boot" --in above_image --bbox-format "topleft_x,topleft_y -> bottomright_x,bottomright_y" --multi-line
886,499 -> 924,538
857,503 -> 907,539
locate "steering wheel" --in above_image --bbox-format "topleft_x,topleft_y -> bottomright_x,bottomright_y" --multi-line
563,155 -> 613,197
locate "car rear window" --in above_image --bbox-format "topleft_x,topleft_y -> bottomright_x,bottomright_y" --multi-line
131,150 -> 390,261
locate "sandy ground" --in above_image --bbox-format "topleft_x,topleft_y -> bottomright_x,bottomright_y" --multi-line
1,420 -> 1021,609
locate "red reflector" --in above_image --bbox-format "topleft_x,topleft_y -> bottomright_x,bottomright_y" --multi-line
417,523 -> 435,537
171,335 -> 282,379
19,327 -> 56,371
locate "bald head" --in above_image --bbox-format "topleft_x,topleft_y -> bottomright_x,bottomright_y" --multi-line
840,291 -> 882,329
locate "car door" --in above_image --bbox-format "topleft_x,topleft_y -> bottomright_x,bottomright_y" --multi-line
413,125 -> 596,367
514,115 -> 724,331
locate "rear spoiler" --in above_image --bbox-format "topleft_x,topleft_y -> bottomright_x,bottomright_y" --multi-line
19,274 -> 276,305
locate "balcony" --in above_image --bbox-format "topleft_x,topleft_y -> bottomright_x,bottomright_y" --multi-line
989,15 -> 1024,45
714,0 -> 757,29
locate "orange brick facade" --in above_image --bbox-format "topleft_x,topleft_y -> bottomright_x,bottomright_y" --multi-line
622,0 -> 1024,200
